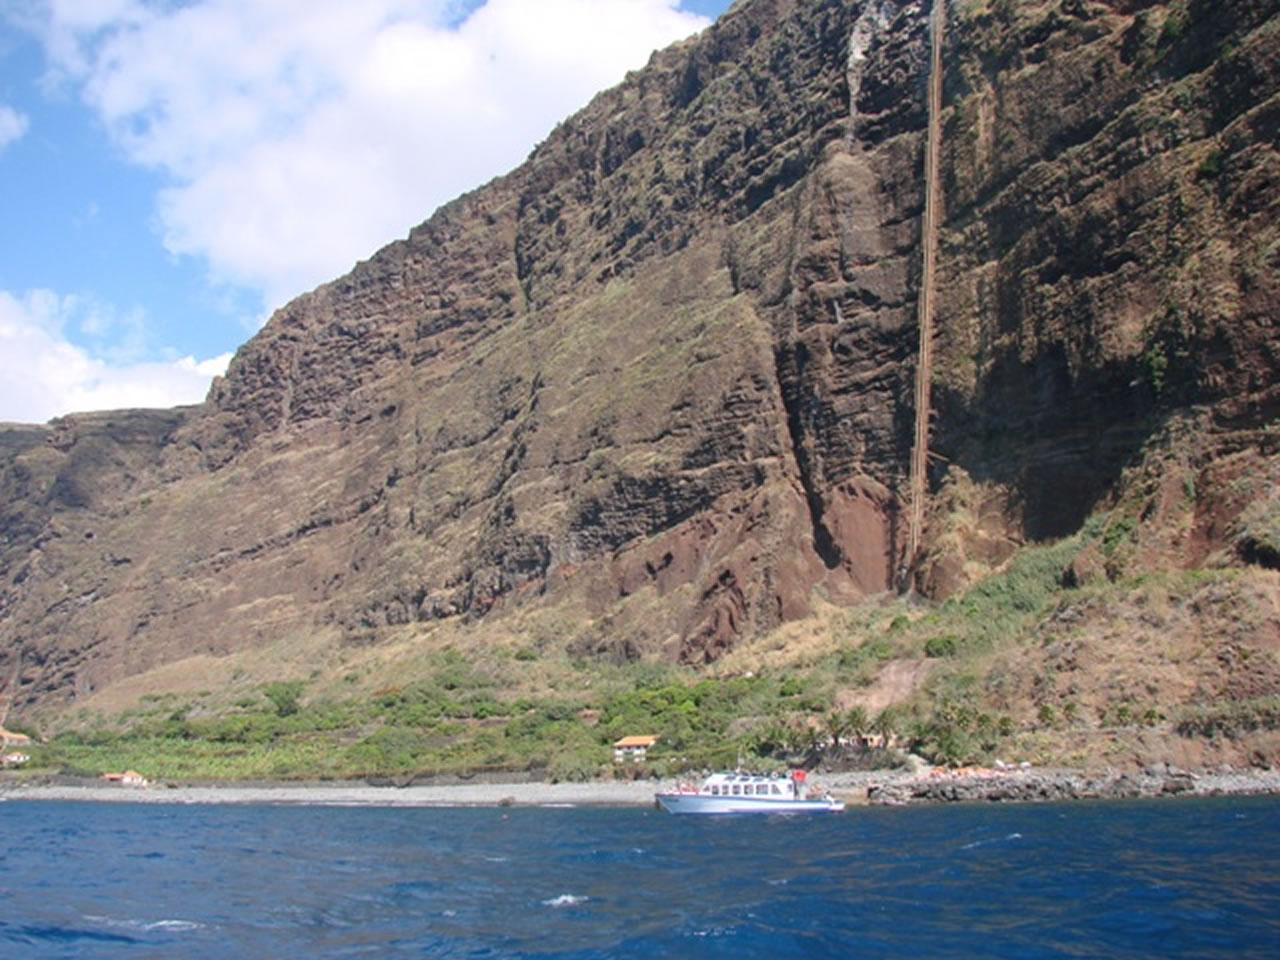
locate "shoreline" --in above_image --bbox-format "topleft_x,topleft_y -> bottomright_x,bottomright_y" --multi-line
3,766 -> 1280,808
0,777 -> 665,808
863,765 -> 1280,806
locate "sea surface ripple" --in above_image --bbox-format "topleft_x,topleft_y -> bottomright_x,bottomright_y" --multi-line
1,796 -> 1278,958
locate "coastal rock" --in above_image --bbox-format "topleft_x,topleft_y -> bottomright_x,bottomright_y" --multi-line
864,765 -> 1277,806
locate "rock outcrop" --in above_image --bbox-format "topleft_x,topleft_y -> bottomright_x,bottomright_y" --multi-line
866,764 -> 1280,805
0,0 -> 1277,715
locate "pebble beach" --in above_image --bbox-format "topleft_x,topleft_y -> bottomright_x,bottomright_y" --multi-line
4,766 -> 1280,807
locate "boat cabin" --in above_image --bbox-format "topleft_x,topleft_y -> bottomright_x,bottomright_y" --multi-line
697,772 -> 798,797
657,768 -> 842,814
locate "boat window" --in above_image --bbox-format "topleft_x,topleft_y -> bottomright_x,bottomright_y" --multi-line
771,784 -> 782,795
755,784 -> 767,795
732,784 -> 741,795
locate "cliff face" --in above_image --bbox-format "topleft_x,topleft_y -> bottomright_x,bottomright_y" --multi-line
924,0 -> 1280,594
1,0 -> 1277,714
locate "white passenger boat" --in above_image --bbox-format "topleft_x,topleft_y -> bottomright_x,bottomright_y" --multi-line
655,770 -> 844,815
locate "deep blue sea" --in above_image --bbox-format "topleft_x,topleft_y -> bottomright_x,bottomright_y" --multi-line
2,796 -> 1279,958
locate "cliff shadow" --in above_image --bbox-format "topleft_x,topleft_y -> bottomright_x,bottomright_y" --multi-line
929,343 -> 1183,543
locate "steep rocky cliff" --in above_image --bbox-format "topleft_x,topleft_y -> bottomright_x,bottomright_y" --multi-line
1,0 -> 1277,723
924,0 -> 1280,595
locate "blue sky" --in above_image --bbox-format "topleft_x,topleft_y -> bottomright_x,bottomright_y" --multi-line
0,0 -> 732,424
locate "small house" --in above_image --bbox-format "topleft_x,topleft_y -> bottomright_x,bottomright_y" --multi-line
613,734 -> 659,763
0,727 -> 32,747
2,752 -> 29,767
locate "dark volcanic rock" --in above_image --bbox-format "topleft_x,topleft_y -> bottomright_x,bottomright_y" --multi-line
865,764 -> 1248,806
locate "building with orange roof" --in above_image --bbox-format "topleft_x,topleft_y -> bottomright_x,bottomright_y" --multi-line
613,734 -> 659,763
0,727 -> 31,746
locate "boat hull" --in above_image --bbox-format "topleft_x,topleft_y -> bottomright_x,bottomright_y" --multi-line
655,793 -> 844,815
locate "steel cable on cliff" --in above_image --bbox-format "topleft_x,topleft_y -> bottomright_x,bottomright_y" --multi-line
906,0 -> 945,578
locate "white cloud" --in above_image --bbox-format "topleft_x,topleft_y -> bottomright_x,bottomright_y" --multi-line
0,288 -> 230,423
0,104 -> 30,151
31,0 -> 710,312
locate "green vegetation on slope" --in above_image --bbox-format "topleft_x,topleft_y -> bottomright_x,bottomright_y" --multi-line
19,504 -> 1275,783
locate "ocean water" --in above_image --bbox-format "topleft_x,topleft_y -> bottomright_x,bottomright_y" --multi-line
1,797 -> 1278,958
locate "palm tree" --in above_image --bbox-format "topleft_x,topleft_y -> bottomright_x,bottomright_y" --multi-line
750,716 -> 792,759
823,710 -> 850,756
845,705 -> 870,752
872,708 -> 900,751
800,718 -> 825,766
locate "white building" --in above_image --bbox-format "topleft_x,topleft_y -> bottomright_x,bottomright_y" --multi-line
613,734 -> 659,763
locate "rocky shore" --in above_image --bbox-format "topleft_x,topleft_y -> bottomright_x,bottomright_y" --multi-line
862,766 -> 1280,806
3,766 -> 1279,809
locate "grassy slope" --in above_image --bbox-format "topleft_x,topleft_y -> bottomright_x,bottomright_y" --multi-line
15,484 -> 1280,782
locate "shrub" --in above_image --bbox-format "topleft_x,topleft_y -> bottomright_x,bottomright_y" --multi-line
924,635 -> 958,658
83,728 -> 122,746
1103,515 -> 1137,555
943,536 -> 1082,652
1196,150 -> 1223,181
264,681 -> 304,718
547,749 -> 603,783
350,726 -> 426,771
1158,12 -> 1185,47
919,723 -> 981,767
1175,697 -> 1280,738
838,638 -> 894,670
205,713 -> 280,744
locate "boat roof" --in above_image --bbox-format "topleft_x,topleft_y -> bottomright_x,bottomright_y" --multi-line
707,770 -> 788,780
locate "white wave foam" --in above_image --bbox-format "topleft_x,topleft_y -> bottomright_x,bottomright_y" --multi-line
85,915 -> 203,933
961,831 -> 1024,850
691,925 -> 736,938
542,894 -> 588,907
145,920 -> 203,931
